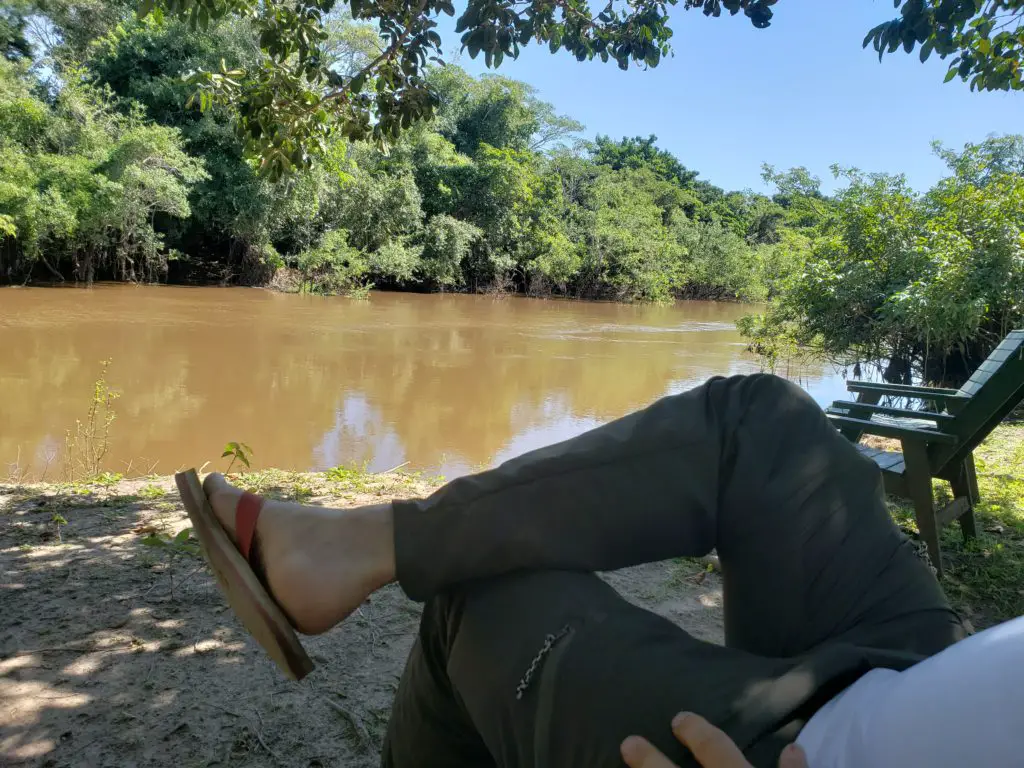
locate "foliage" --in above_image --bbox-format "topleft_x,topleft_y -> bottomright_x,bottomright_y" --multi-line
0,60 -> 208,283
136,0 -> 778,177
12,0 -> 1004,185
742,137 -> 1024,385
6,2 -> 1024,379
140,525 -> 203,599
0,33 -> 821,302
592,134 -> 699,186
84,16 -> 296,280
676,218 -> 758,300
325,463 -> 370,487
131,0 -> 1014,173
583,167 -> 682,301
420,214 -> 481,288
866,0 -> 1024,92
61,360 -> 121,483
139,483 -> 166,498
221,440 -> 253,473
295,229 -> 367,294
1,6 -> 33,62
430,68 -> 582,155
141,526 -> 200,557
336,166 -> 423,254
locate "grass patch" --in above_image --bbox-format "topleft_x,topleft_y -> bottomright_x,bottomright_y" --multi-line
292,483 -> 315,501
91,471 -> 124,487
890,423 -> 1024,629
325,463 -> 372,491
235,468 -> 301,497
138,484 -> 166,499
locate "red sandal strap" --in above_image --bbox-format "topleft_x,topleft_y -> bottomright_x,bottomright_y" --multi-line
236,491 -> 263,566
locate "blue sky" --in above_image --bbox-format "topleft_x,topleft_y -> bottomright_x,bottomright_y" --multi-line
439,0 -> 1023,194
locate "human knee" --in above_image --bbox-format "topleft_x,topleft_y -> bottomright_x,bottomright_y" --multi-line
702,373 -> 831,458
728,374 -> 822,429
743,373 -> 813,407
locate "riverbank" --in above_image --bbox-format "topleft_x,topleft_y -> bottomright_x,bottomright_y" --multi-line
4,276 -> 752,305
2,423 -> 1021,765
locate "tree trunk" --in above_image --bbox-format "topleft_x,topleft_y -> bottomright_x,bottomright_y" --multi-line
37,253 -> 65,282
882,355 -> 912,384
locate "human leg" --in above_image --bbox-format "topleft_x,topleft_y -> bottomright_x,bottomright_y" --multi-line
393,374 -> 965,657
383,570 -> 857,768
203,373 -> 965,655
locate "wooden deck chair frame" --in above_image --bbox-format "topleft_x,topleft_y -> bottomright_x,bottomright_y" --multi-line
825,330 -> 1024,576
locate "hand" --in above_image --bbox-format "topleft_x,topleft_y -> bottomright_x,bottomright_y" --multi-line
621,712 -> 808,768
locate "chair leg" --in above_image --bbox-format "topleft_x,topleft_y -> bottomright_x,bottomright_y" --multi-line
902,441 -> 943,577
950,456 -> 979,542
966,454 -> 981,503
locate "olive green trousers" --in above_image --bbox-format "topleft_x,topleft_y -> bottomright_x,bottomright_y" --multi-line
382,374 -> 967,768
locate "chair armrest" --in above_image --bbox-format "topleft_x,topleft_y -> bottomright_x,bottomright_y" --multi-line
828,401 -> 956,423
826,415 -> 959,444
846,381 -> 965,402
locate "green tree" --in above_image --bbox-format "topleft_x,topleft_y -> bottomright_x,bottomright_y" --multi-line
743,137 -> 1024,385
419,214 -> 481,288
444,143 -> 564,289
115,0 -> 1019,175
334,163 -> 424,253
675,217 -> 757,299
86,16 -> 285,280
0,6 -> 819,303
582,167 -> 683,301
761,163 -> 833,231
431,68 -> 581,156
1,6 -> 32,61
591,134 -> 699,187
294,228 -> 365,293
0,60 -> 206,283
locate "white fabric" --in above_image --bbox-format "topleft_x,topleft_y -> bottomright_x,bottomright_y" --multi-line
797,614 -> 1024,767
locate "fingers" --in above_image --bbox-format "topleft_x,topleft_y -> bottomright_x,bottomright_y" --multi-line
671,712 -> 751,768
622,713 -> 805,768
778,743 -> 809,768
620,736 -> 679,768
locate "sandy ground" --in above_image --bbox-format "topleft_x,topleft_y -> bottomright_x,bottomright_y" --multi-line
0,473 -> 724,767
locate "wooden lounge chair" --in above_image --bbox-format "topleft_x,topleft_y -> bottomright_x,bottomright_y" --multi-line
825,330 -> 1024,576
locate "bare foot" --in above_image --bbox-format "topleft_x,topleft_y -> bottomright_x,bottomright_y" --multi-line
202,473 -> 396,635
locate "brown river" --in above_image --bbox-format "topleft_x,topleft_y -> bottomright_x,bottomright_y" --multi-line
0,285 -> 848,480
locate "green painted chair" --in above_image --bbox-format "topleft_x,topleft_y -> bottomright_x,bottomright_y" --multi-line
825,330 -> 1024,576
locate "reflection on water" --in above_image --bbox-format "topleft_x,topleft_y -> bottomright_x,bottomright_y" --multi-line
0,286 -> 849,479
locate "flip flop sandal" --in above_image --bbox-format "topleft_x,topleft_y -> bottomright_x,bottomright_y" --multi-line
175,469 -> 314,680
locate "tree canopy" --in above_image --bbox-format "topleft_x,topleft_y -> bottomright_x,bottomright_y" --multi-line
866,1 -> 1024,92
741,136 -> 1024,385
99,0 -> 1019,176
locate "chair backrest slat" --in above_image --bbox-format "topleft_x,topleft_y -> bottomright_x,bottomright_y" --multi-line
956,331 -> 1024,397
933,330 -> 1024,470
